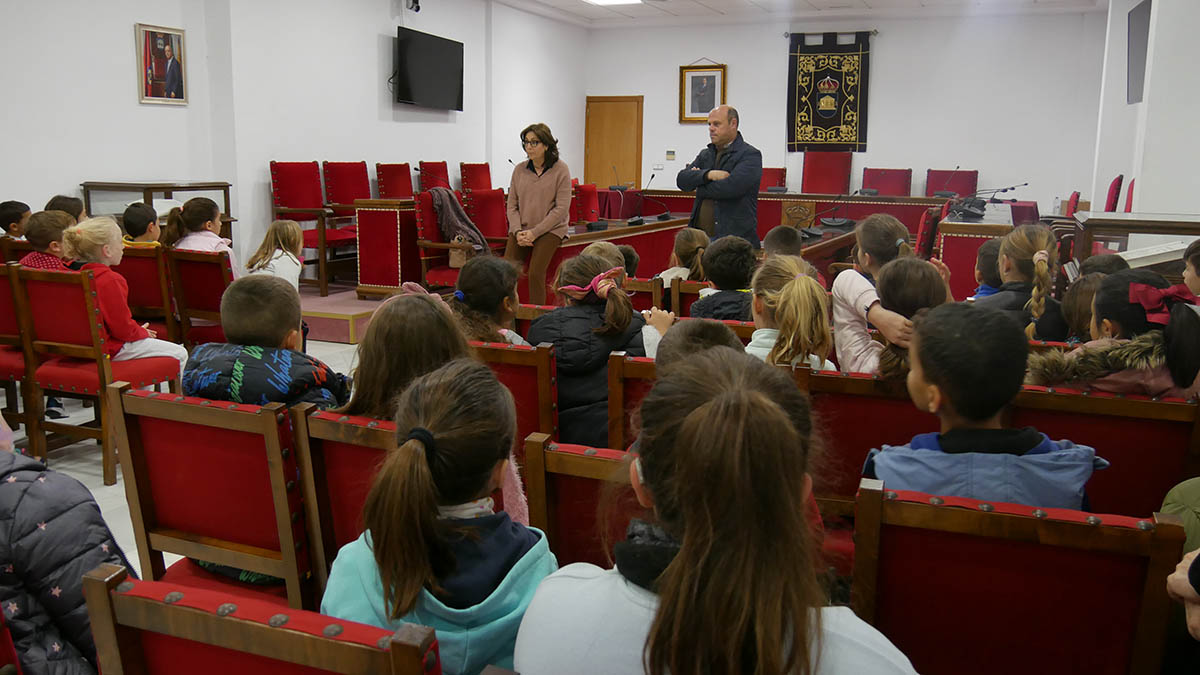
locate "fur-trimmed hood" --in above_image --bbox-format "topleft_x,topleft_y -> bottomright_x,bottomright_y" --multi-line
1026,332 -> 1198,398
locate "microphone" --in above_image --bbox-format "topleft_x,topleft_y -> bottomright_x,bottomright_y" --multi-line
932,165 -> 960,198
627,174 -> 672,226
610,165 -> 627,192
810,190 -> 863,230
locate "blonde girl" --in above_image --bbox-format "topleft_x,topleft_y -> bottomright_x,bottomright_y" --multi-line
247,219 -> 303,289
976,223 -> 1068,341
748,254 -> 835,370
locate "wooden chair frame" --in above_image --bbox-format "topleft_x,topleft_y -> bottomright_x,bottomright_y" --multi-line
0,238 -> 32,264
461,187 -> 511,253
607,352 -> 656,450
165,249 -> 233,350
474,341 -> 558,441
290,403 -> 396,595
851,477 -> 1183,674
271,161 -> 356,297
0,264 -> 32,434
82,563 -> 476,675
107,382 -> 313,609
18,269 -> 180,484
669,277 -> 712,316
116,245 -> 180,344
412,192 -> 472,289
625,276 -> 664,309
523,432 -> 628,554
515,303 -> 555,337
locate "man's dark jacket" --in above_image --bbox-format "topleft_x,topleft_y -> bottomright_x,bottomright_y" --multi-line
675,132 -> 763,248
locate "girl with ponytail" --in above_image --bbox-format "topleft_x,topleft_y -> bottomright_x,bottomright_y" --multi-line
163,197 -> 241,278
514,348 -> 917,675
657,227 -> 709,289
527,254 -> 670,447
975,223 -> 1068,340
321,359 -> 557,675
747,254 -> 835,370
831,213 -> 920,371
450,255 -> 529,345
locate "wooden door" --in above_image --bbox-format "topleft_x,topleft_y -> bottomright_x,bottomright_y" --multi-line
585,96 -> 642,189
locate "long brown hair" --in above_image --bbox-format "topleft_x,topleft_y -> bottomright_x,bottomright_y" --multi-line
855,213 -> 912,271
554,254 -> 634,336
246,219 -> 303,272
520,122 -> 560,167
876,257 -> 948,379
450,256 -> 520,342
1062,272 -> 1106,341
751,254 -> 832,366
337,295 -> 472,419
637,347 -> 823,675
364,359 -> 516,619
673,227 -> 709,281
162,197 -> 220,248
999,224 -> 1058,338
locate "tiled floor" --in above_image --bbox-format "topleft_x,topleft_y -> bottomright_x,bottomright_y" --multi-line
5,339 -> 358,579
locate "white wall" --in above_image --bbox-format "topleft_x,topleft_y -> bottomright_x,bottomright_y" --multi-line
1090,0 -> 1141,209
0,0 -> 222,214
586,12 -> 1107,214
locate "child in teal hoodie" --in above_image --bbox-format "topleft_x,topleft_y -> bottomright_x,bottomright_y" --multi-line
321,359 -> 556,675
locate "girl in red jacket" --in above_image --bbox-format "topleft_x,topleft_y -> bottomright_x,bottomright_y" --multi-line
61,217 -> 188,376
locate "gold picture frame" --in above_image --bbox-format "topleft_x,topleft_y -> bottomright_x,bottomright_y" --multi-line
135,23 -> 187,105
679,65 -> 726,123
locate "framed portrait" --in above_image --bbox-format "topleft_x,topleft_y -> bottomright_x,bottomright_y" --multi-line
136,23 -> 187,105
679,64 -> 726,123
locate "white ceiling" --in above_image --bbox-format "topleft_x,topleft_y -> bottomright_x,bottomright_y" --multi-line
507,0 -> 1105,27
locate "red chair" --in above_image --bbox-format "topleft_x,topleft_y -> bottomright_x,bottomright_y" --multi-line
759,167 -> 786,192
418,161 -> 451,192
113,245 -> 180,343
852,478 -> 1182,675
376,162 -> 415,199
291,405 -> 395,590
670,278 -> 714,317
413,191 -> 468,289
83,564 -> 460,675
460,162 -> 492,192
166,249 -> 233,349
570,183 -> 600,224
925,168 -> 979,198
625,277 -> 664,312
1064,190 -> 1081,218
862,168 -> 912,197
914,207 -> 939,260
463,188 -> 511,253
606,353 -> 656,450
107,383 -> 316,609
18,269 -> 181,484
801,152 -> 852,194
1105,174 -> 1125,212
1124,178 -> 1135,212
0,264 -> 31,437
515,303 -> 554,337
474,342 -> 559,453
269,161 -> 356,297
322,161 -> 371,219
0,238 -> 32,264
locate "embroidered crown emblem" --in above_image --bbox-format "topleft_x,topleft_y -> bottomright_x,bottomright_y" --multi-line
817,76 -> 840,94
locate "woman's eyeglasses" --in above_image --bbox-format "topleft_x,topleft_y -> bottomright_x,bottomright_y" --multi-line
522,139 -> 543,147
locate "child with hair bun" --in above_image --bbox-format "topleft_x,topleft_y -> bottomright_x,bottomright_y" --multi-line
747,254 -> 835,370
974,223 -> 1068,340
62,217 -> 188,375
322,359 -> 557,674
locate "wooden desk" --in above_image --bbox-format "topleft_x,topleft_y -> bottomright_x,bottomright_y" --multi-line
353,198 -> 418,299
1074,212 -> 1200,261
642,189 -> 946,241
80,180 -> 235,239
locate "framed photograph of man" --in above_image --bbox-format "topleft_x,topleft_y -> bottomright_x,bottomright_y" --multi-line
679,65 -> 726,123
136,23 -> 187,105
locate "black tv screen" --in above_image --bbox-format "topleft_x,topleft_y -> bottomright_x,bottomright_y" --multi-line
394,27 -> 463,111
1127,0 -> 1151,104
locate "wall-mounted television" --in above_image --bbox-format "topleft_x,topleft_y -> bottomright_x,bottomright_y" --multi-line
394,27 -> 463,111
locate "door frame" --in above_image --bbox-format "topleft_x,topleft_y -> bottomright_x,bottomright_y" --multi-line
585,95 -> 643,188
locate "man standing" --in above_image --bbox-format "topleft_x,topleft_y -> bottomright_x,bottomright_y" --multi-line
164,43 -> 183,99
676,106 -> 763,248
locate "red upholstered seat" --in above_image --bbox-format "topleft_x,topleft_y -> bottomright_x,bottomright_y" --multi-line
0,347 -> 22,382
35,356 -> 178,395
606,355 -> 656,449
759,167 -> 786,191
414,190 -> 467,288
301,226 -> 357,249
167,250 -> 234,349
376,162 -> 415,199
113,246 -> 179,343
862,168 -> 912,197
914,208 -> 937,259
160,558 -> 289,605
464,188 -> 510,253
1105,174 -> 1124,212
1065,190 -> 1081,218
460,162 -> 492,192
570,183 -> 600,223
322,161 -> 371,218
475,342 -> 559,454
925,168 -> 978,197
1124,177 -> 1135,212
269,161 -> 324,221
419,161 -> 451,191
801,152 -> 852,194
424,265 -> 459,288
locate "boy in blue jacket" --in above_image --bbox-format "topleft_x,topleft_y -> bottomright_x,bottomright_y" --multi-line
864,302 -> 1107,510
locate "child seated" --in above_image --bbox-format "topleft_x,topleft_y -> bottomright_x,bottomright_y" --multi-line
655,318 -> 743,374
865,303 -> 1107,510
62,217 -> 188,375
970,237 -> 1003,299
44,195 -> 85,223
17,210 -> 77,270
1183,239 -> 1200,296
831,213 -> 918,371
121,202 -> 162,246
183,275 -> 349,408
1078,253 -> 1129,276
656,227 -> 708,289
689,235 -> 755,321
246,219 -> 302,289
1060,272 -> 1106,344
581,241 -> 625,273
761,224 -> 806,258
322,359 -> 557,674
163,197 -> 240,278
1026,269 -> 1200,397
747,254 -> 835,370
617,244 -> 639,277
450,256 -> 528,345
973,224 -> 1069,340
836,256 -> 949,378
0,200 -> 30,239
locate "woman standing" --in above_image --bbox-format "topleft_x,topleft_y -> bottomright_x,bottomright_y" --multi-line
505,123 -> 572,305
